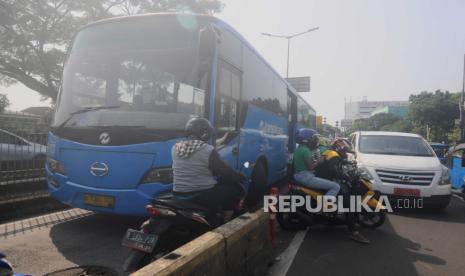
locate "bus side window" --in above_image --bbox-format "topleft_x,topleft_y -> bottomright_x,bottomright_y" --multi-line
215,62 -> 241,148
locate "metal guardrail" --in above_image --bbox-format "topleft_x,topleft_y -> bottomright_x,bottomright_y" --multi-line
0,130 -> 47,186
0,128 -> 70,222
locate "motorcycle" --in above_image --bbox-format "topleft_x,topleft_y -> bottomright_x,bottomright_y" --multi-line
0,253 -> 29,276
121,162 -> 251,272
277,152 -> 387,231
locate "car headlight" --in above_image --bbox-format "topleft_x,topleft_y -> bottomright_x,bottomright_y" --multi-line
358,166 -> 374,180
439,165 -> 450,185
47,158 -> 66,175
140,168 -> 173,184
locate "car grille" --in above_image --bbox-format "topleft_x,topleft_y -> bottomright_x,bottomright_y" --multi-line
375,169 -> 435,186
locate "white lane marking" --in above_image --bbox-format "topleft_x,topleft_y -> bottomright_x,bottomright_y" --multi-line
452,194 -> 465,202
267,228 -> 309,276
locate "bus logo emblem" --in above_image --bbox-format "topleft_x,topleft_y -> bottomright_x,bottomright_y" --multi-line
99,132 -> 110,144
90,162 -> 109,177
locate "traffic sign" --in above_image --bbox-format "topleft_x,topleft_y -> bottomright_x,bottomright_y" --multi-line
285,76 -> 310,92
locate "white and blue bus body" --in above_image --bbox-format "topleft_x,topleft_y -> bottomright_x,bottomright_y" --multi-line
46,13 -> 316,215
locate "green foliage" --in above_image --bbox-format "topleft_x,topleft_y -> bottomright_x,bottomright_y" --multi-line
0,0 -> 223,100
381,119 -> 414,132
317,123 -> 339,138
349,113 -> 403,132
345,90 -> 460,143
0,93 -> 10,112
408,90 -> 460,142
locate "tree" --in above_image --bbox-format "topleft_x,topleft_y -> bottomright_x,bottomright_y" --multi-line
348,113 -> 401,133
0,93 -> 10,112
408,90 -> 460,142
0,0 -> 223,100
381,119 -> 413,133
317,123 -> 339,138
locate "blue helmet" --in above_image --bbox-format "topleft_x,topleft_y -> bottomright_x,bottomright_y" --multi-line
0,252 -> 13,275
296,128 -> 319,144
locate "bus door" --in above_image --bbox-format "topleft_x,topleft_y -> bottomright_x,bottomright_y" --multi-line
287,91 -> 297,153
214,60 -> 242,170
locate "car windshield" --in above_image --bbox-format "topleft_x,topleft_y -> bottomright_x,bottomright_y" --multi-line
359,135 -> 434,156
52,16 -> 208,131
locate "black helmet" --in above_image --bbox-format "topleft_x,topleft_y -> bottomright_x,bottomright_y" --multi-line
185,117 -> 214,141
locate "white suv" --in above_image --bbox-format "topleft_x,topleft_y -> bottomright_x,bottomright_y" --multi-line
349,131 -> 451,209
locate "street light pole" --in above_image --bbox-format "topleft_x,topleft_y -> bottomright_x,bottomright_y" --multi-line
287,38 -> 291,78
461,54 -> 465,142
262,27 -> 319,78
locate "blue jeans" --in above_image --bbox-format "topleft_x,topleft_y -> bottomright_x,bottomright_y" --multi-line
294,171 -> 340,197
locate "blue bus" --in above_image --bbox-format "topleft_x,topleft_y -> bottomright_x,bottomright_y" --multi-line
46,13 -> 316,216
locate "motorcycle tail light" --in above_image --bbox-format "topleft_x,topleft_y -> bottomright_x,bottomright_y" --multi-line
146,204 -> 176,217
145,205 -> 161,217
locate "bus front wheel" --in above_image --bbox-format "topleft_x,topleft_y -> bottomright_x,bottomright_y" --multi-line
245,161 -> 267,207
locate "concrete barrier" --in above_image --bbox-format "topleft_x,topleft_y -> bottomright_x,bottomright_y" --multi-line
132,209 -> 272,276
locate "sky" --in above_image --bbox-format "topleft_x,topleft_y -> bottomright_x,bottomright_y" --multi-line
2,0 -> 465,124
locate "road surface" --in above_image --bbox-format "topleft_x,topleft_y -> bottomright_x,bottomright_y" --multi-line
271,196 -> 465,276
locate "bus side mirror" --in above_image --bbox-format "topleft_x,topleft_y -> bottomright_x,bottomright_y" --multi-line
198,24 -> 220,59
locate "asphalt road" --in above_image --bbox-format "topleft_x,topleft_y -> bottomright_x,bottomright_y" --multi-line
279,196 -> 465,276
2,197 -> 465,276
1,211 -> 145,275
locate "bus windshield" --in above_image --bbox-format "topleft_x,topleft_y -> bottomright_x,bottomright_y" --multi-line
53,17 -> 208,131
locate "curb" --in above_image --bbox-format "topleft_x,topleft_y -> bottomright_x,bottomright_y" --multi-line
132,209 -> 272,276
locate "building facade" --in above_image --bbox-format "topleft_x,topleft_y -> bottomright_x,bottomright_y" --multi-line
370,105 -> 409,118
344,99 -> 409,120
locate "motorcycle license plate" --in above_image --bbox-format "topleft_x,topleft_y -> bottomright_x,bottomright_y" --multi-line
393,188 -> 420,197
122,229 -> 158,253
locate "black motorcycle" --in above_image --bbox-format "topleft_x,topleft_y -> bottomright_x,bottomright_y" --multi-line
121,163 -> 251,272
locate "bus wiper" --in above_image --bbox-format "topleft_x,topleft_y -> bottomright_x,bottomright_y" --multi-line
57,105 -> 120,130
86,125 -> 167,139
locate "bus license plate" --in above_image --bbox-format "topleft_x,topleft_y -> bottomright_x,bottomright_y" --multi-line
122,229 -> 158,253
83,194 -> 115,208
393,188 -> 420,197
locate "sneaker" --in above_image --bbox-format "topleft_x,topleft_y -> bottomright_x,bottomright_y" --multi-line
349,232 -> 370,244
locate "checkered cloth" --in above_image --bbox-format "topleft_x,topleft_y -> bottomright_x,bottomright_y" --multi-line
175,140 -> 206,159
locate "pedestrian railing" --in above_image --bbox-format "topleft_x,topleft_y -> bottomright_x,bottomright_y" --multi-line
0,130 -> 47,186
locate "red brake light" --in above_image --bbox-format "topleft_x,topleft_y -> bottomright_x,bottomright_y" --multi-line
145,205 -> 161,217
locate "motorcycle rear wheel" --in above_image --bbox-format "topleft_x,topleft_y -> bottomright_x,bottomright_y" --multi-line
358,210 -> 386,228
277,212 -> 308,231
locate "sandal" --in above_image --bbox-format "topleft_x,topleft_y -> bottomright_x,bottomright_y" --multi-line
349,232 -> 371,244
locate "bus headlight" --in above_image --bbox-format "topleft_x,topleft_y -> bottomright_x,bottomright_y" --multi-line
439,165 -> 450,185
140,168 -> 173,184
47,158 -> 66,175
